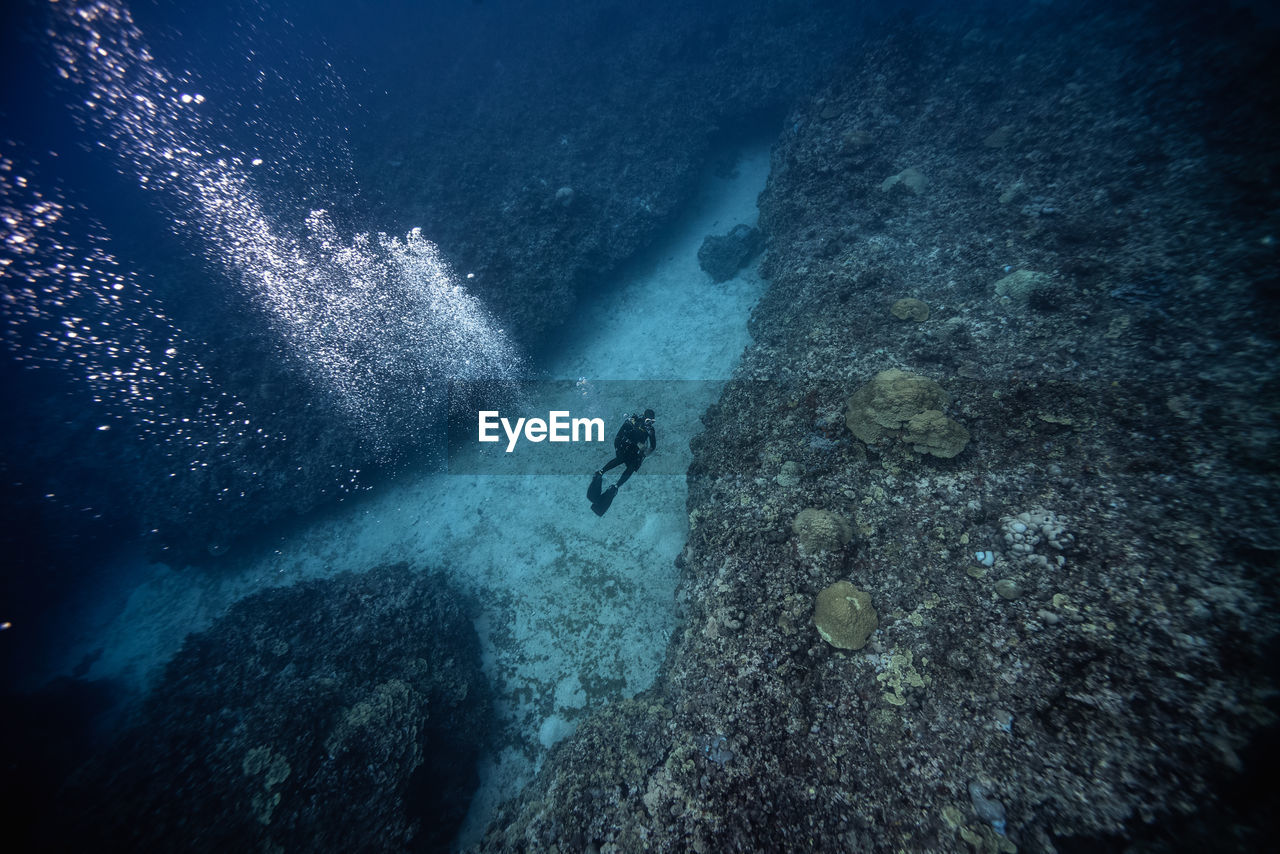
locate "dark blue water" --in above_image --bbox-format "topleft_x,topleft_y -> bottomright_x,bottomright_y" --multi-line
0,0 -> 872,669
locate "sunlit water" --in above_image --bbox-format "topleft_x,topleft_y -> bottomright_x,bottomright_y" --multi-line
5,0 -> 520,466
5,0 -> 771,845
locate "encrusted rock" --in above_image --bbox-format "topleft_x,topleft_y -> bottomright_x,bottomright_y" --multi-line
324,679 -> 421,758
993,269 -> 1053,304
53,565 -> 489,851
890,297 -> 930,321
880,166 -> 927,194
242,746 -> 292,825
968,780 -> 1008,834
982,125 -> 1014,148
994,579 -> 1023,600
775,460 -> 802,487
1001,508 -> 1073,559
697,223 -> 764,282
814,581 -> 878,650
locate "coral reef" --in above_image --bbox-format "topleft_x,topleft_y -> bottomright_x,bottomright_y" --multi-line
480,4 -> 1280,852
51,564 -> 489,853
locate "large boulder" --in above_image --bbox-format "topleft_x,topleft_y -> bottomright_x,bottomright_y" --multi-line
54,564 -> 490,853
697,224 -> 764,282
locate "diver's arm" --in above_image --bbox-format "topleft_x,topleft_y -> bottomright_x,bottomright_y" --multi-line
647,425 -> 657,452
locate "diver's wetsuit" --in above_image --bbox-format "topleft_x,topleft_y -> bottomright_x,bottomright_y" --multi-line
599,413 -> 656,487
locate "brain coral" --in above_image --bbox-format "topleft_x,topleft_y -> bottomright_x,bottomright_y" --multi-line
905,409 -> 970,458
845,369 -> 949,443
814,581 -> 878,650
845,369 -> 969,457
792,508 -> 853,554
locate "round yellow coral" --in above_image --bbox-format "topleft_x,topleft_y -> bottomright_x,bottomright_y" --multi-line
813,581 -> 878,650
792,509 -> 853,554
890,298 -> 930,321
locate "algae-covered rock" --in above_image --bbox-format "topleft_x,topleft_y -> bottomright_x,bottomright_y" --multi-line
904,409 -> 970,458
792,508 -> 853,553
242,746 -> 292,825
242,746 -> 291,788
877,647 -> 927,705
697,223 -> 764,282
994,579 -> 1023,600
982,125 -> 1014,148
324,679 -> 421,758
880,166 -> 928,194
53,564 -> 490,852
775,460 -> 802,487
891,297 -> 930,321
814,581 -> 878,650
845,369 -> 950,443
994,269 -> 1052,304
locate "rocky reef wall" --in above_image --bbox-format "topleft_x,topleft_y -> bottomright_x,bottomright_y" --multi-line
45,564 -> 489,852
479,4 -> 1280,851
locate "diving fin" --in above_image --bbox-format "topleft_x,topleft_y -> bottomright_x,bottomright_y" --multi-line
588,472 -> 603,504
590,484 -> 618,517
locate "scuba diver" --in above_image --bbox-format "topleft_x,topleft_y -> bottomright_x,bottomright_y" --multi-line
588,409 -> 656,516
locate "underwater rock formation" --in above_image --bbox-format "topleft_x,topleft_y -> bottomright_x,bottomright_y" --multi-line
480,5 -> 1280,852
353,1 -> 870,344
53,564 -> 489,853
5,0 -> 880,569
697,224 -> 764,282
